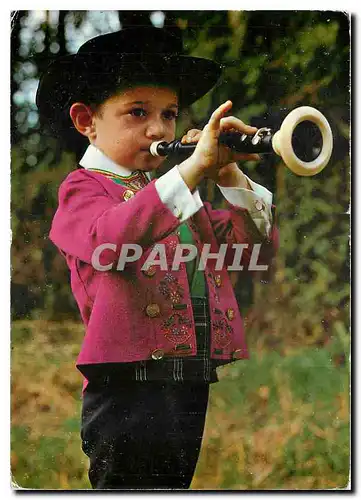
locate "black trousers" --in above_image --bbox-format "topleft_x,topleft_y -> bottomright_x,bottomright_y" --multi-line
81,381 -> 209,490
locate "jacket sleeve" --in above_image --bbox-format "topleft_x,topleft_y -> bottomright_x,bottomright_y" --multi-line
203,200 -> 279,269
49,171 -> 181,266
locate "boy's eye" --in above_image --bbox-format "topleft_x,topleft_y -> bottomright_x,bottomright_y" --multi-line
163,110 -> 178,120
130,108 -> 147,117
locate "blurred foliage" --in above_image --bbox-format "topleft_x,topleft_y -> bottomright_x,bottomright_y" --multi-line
11,10 -> 350,491
196,346 -> 349,490
11,320 -> 349,489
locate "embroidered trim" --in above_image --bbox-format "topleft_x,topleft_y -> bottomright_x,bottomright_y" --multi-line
161,313 -> 192,345
158,273 -> 184,304
207,273 -> 221,303
212,318 -> 233,348
166,238 -> 178,254
87,168 -> 149,191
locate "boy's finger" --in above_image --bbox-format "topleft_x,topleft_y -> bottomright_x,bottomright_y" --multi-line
181,129 -> 202,143
186,129 -> 201,137
220,116 -> 258,134
207,100 -> 233,132
185,129 -> 202,143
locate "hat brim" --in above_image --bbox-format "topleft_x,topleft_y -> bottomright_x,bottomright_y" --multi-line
36,52 -> 222,134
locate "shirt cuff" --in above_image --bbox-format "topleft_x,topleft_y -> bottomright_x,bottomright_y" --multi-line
218,175 -> 273,237
155,166 -> 203,222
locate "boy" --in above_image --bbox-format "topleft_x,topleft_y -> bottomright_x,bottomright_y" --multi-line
36,25 -> 277,490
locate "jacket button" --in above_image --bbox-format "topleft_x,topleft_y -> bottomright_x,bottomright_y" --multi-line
123,189 -> 135,201
214,274 -> 222,287
226,308 -> 235,321
146,303 -> 160,318
254,199 -> 264,211
232,349 -> 244,359
151,348 -> 165,360
142,265 -> 157,277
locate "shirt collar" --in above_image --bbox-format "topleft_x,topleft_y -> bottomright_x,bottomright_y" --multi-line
79,144 -> 151,181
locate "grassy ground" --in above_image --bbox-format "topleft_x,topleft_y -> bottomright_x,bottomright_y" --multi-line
11,320 -> 349,490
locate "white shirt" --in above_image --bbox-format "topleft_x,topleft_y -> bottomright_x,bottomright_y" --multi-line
80,144 -> 273,237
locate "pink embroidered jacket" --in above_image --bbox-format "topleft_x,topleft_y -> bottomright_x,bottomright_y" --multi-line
49,168 -> 278,379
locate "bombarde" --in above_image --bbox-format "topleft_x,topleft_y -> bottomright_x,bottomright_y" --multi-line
150,106 -> 333,176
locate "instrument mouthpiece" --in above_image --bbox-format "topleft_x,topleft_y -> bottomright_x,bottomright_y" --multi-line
150,141 -> 165,157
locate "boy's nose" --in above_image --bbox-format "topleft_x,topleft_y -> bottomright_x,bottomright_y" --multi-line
145,120 -> 166,140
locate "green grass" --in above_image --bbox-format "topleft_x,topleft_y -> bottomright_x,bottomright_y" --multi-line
193,349 -> 349,489
11,320 -> 349,490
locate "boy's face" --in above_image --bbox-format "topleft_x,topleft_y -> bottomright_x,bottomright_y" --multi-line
91,86 -> 178,172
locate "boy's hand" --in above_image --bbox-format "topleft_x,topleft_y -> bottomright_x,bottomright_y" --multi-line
181,100 -> 260,185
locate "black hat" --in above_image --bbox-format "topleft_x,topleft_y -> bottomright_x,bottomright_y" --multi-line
36,26 -> 222,138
